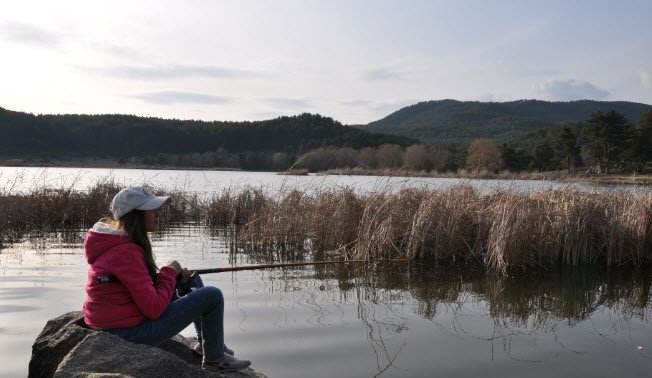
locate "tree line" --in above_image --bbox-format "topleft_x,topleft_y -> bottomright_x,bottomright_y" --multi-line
132,144 -> 454,172
283,109 -> 650,174
2,106 -> 650,174
0,108 -> 412,158
483,109 -> 652,174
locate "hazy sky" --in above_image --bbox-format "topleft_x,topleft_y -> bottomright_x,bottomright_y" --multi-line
1,0 -> 651,124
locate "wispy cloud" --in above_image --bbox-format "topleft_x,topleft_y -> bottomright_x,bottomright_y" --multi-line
85,41 -> 145,60
361,67 -> 404,81
340,98 -> 418,117
1,21 -> 60,48
537,79 -> 610,101
637,69 -> 651,89
261,97 -> 311,110
340,99 -> 373,107
127,91 -> 232,105
371,99 -> 418,115
248,111 -> 286,120
81,64 -> 262,80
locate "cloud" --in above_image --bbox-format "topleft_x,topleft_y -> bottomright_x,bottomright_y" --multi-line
637,69 -> 651,89
85,41 -> 145,60
340,99 -> 373,107
1,21 -> 60,48
127,91 -> 232,105
371,99 -> 419,115
81,64 -> 261,80
477,93 -> 496,102
248,111 -> 286,120
537,79 -> 610,101
361,67 -> 404,81
339,98 -> 418,117
261,97 -> 311,110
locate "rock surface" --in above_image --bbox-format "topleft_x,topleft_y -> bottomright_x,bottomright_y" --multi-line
29,312 -> 265,378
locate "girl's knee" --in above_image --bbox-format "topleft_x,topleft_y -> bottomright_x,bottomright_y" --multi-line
199,286 -> 223,305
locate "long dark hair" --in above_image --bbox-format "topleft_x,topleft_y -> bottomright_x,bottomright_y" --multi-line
101,210 -> 158,279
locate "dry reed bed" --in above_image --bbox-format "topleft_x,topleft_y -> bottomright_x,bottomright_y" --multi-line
229,185 -> 652,273
0,182 -> 197,246
1,182 -> 650,273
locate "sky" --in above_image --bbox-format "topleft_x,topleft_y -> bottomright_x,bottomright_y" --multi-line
1,0 -> 651,124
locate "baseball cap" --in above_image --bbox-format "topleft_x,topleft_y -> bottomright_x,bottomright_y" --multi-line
110,186 -> 170,220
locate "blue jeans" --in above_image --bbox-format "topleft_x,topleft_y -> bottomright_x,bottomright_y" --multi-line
175,275 -> 207,344
105,275 -> 224,361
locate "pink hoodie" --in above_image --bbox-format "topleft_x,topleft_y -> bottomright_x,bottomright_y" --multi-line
82,222 -> 177,329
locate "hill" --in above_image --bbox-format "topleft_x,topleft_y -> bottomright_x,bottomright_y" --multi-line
359,99 -> 652,143
0,107 -> 413,159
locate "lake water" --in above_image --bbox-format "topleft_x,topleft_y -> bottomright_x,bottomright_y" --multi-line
1,224 -> 650,377
1,167 -> 651,377
2,166 -> 647,196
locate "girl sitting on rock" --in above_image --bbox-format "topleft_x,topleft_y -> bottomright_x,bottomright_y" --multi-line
82,186 -> 250,373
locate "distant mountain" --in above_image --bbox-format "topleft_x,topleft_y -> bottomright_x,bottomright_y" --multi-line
358,99 -> 652,143
0,107 -> 413,159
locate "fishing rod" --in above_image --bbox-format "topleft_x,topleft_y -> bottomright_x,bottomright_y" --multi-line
96,258 -> 408,284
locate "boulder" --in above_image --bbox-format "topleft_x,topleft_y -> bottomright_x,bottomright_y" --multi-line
29,312 -> 265,378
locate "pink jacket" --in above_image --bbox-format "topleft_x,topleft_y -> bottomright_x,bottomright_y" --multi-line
82,223 -> 177,329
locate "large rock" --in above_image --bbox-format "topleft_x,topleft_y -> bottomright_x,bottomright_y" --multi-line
29,312 -> 265,378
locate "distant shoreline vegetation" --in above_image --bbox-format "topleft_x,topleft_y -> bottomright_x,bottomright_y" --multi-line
1,101 -> 650,176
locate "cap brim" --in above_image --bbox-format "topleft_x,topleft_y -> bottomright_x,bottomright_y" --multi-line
136,196 -> 170,211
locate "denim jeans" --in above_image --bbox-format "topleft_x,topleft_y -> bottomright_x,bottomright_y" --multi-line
105,275 -> 224,361
175,275 -> 206,343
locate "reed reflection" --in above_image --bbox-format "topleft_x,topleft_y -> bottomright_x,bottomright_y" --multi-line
227,257 -> 651,373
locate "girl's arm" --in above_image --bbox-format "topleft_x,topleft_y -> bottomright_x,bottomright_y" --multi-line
111,247 -> 177,319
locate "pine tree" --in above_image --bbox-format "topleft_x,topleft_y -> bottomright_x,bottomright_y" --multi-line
553,125 -> 579,173
582,109 -> 630,173
633,112 -> 652,171
533,139 -> 554,172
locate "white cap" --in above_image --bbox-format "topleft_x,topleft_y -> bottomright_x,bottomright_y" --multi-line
110,187 -> 170,220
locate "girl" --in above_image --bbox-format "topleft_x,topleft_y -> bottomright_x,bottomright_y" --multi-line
82,186 -> 250,372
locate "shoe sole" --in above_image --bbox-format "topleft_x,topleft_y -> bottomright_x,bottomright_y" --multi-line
203,363 -> 251,373
193,349 -> 235,357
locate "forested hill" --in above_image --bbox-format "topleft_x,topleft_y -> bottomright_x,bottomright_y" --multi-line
359,99 -> 652,143
0,107 -> 412,158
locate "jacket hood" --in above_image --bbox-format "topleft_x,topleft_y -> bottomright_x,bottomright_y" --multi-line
84,221 -> 131,264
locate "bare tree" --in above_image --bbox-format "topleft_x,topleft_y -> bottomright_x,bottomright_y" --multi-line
358,147 -> 378,169
426,147 -> 452,171
333,147 -> 359,168
466,138 -> 501,172
272,152 -> 290,171
377,144 -> 404,168
403,145 -> 429,171
296,148 -> 335,171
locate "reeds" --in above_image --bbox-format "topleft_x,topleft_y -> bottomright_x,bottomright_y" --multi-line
1,180 -> 650,273
223,185 -> 651,273
277,169 -> 309,176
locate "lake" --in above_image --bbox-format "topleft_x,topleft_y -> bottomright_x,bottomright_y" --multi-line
2,166 -> 647,196
1,167 -> 651,377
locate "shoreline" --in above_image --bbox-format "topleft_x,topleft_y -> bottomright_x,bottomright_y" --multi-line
0,161 -> 243,172
1,163 -> 650,186
317,168 -> 652,186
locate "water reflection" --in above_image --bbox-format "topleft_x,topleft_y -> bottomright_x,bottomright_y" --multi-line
225,257 -> 652,375
1,225 -> 651,377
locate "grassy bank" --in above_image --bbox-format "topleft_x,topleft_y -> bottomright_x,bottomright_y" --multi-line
1,182 -> 650,273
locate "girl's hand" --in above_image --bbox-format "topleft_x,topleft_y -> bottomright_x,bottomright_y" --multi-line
179,268 -> 192,284
165,260 -> 182,274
